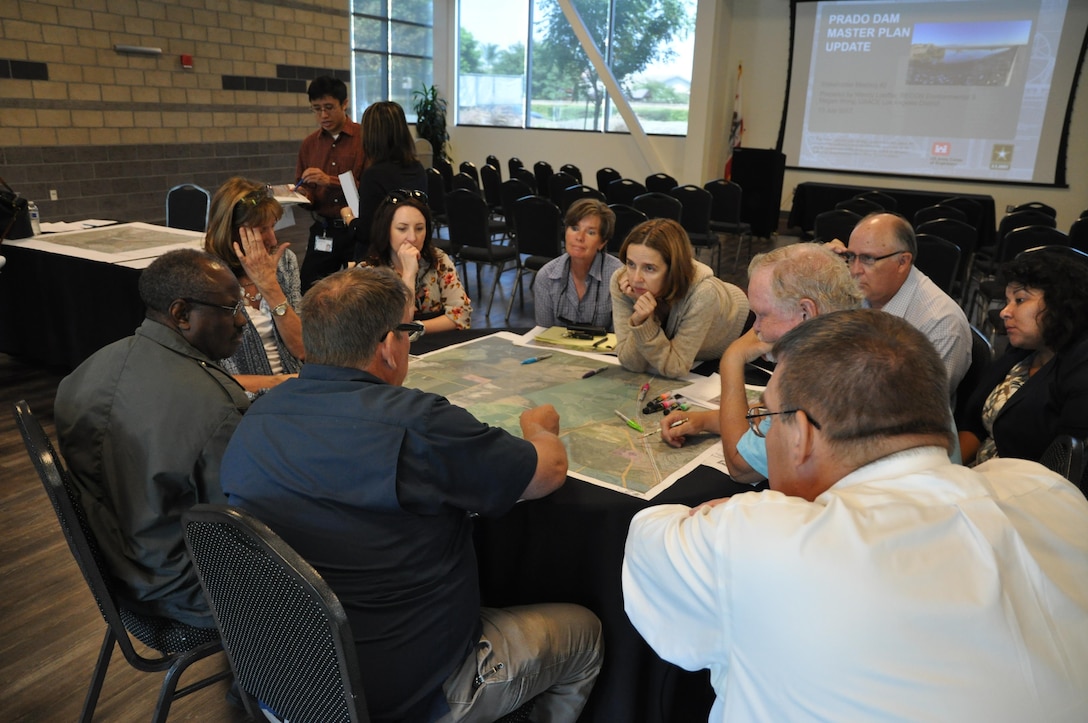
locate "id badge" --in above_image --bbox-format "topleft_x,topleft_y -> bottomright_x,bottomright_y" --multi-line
315,234 -> 333,253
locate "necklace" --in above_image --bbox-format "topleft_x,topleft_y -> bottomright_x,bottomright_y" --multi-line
240,279 -> 262,303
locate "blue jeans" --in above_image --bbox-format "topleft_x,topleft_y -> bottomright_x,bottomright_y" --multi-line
439,604 -> 603,723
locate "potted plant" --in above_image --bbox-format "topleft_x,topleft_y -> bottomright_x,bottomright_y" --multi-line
413,83 -> 449,164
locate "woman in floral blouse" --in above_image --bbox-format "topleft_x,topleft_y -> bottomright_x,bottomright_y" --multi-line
358,192 -> 472,332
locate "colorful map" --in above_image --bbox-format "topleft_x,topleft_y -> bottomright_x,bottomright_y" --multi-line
405,333 -> 722,498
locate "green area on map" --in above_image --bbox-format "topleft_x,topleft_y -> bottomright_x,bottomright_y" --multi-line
405,336 -> 718,496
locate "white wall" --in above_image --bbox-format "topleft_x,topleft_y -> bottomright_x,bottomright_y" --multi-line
444,0 -> 1088,229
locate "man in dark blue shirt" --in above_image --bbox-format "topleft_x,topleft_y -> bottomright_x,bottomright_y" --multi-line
222,266 -> 602,722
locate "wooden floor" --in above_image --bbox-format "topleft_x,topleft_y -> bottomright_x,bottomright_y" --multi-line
0,231 -> 770,721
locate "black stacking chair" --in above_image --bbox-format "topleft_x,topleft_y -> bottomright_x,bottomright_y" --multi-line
445,188 -> 519,315
559,163 -> 582,184
459,161 -> 480,189
916,217 -> 977,299
13,400 -> 230,723
452,171 -> 480,195
480,163 -> 504,215
183,504 -> 370,723
670,184 -> 719,272
835,196 -> 882,217
1011,201 -> 1057,218
533,161 -> 554,198
485,155 -> 502,179
606,178 -> 647,206
512,166 -> 538,194
813,208 -> 862,245
608,203 -> 648,254
560,184 -> 606,216
939,196 -> 984,235
632,191 -> 682,222
914,203 -> 967,227
547,170 -> 578,205
507,157 -> 524,176
645,172 -> 678,194
855,190 -> 897,211
953,326 -> 994,420
596,167 -> 622,193
426,167 -> 450,236
704,179 -> 752,271
500,178 -> 534,240
1001,226 -> 1069,262
434,157 -> 454,193
1069,217 -> 1088,254
914,233 -> 961,294
507,195 -> 563,321
1039,436 -> 1086,491
165,184 -> 211,232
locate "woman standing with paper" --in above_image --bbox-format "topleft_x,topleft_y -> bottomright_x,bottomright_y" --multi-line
341,101 -> 428,262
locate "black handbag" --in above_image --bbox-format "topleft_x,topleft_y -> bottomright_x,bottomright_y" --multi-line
0,177 -> 32,241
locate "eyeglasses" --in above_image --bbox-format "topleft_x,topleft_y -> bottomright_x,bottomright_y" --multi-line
393,321 -> 426,342
310,102 -> 342,115
842,250 -> 906,267
384,189 -> 428,205
232,186 -> 274,226
183,298 -> 246,316
745,406 -> 821,438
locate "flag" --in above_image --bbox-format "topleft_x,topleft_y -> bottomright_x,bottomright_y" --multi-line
724,63 -> 743,180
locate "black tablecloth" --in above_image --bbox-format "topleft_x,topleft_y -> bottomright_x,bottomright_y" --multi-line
787,181 -> 997,248
0,244 -> 145,369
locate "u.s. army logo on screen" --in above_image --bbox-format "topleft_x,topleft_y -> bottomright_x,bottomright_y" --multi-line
990,144 -> 1013,170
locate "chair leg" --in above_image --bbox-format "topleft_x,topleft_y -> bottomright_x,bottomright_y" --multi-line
485,264 -> 503,317
505,270 -> 523,323
80,628 -> 118,723
151,649 -> 232,723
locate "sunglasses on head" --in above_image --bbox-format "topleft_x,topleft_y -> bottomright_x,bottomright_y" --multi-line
232,186 -> 274,227
384,189 -> 428,205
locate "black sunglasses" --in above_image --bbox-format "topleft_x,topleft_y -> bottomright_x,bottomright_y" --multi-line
384,189 -> 428,205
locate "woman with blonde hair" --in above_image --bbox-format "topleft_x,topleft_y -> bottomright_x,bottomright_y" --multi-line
204,177 -> 303,394
341,101 -> 428,262
611,218 -> 748,378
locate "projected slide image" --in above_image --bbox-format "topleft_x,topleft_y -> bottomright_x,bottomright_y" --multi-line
907,20 -> 1033,87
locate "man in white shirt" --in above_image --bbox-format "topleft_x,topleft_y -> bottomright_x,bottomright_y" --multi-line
831,212 -> 972,393
623,309 -> 1088,722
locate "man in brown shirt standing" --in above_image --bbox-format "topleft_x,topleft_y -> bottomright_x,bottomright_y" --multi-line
295,75 -> 366,291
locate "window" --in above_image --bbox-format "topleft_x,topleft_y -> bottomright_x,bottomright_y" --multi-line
350,0 -> 434,121
458,0 -> 696,135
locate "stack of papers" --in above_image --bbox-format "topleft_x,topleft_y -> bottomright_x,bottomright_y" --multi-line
532,326 -> 616,352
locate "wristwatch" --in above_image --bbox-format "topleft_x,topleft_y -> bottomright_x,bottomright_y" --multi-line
271,301 -> 288,316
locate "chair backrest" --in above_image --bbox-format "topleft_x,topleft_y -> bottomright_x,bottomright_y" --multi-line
559,163 -> 582,184
596,167 -> 622,193
500,179 -> 535,237
445,188 -> 492,251
645,172 -> 678,194
915,218 -> 977,257
480,163 -> 503,211
533,161 -> 554,196
608,203 -> 648,253
547,170 -> 578,205
1011,201 -> 1057,218
704,179 -> 742,225
669,184 -> 712,237
606,178 -> 647,206
997,209 -> 1056,243
485,155 -> 502,177
914,233 -> 960,294
835,196 -> 883,217
855,190 -> 897,211
184,504 -> 369,723
953,327 -> 994,421
452,171 -> 480,195
458,161 -> 479,188
512,195 -> 563,259
507,156 -> 524,175
560,184 -> 605,216
165,184 -> 211,232
1001,225 -> 1069,262
1015,244 -> 1088,267
1067,217 -> 1088,254
914,203 -> 967,227
433,157 -> 454,192
1039,436 -> 1087,494
512,167 -> 538,194
12,401 -> 221,659
425,167 -> 447,218
633,192 -> 682,222
814,208 -> 862,245
940,196 -> 984,235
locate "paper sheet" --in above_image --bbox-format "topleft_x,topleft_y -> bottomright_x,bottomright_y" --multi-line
339,170 -> 360,217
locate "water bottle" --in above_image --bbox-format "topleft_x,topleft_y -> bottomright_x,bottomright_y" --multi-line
28,200 -> 41,235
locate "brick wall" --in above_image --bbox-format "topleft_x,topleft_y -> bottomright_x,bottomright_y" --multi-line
0,0 -> 351,225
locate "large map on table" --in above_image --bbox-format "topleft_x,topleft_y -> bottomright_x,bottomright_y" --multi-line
40,223 -> 198,254
405,333 -> 721,498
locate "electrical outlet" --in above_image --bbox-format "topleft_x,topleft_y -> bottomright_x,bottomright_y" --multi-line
49,189 -> 58,201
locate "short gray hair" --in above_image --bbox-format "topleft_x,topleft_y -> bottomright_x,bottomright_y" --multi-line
749,243 -> 862,314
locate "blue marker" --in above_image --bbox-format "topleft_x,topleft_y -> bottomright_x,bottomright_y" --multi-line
521,354 -> 553,365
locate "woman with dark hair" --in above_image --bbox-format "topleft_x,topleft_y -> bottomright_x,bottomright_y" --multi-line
534,198 -> 622,330
611,218 -> 749,378
341,101 -> 428,262
203,177 -> 303,394
360,192 -> 472,333
958,249 -> 1088,464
